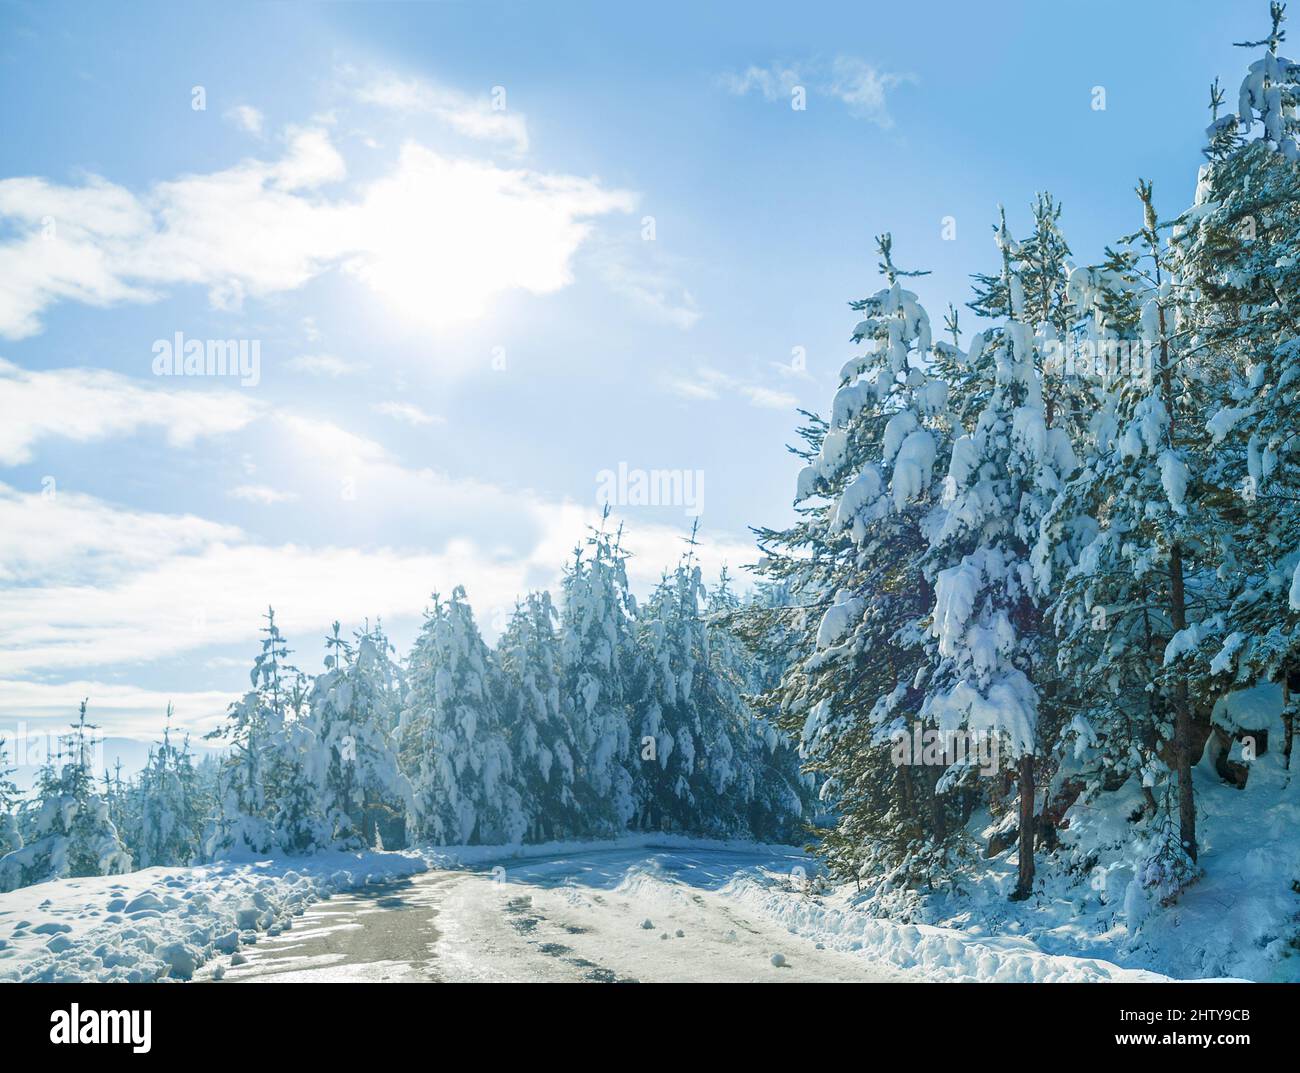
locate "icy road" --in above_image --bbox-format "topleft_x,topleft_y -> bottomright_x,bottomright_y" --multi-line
218,846 -> 913,983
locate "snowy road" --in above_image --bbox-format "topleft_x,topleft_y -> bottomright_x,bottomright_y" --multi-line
217,846 -> 914,983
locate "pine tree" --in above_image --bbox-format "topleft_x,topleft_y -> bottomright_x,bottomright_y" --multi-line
633,544 -> 706,832
497,592 -> 588,841
559,511 -> 638,833
309,622 -> 411,849
204,608 -> 326,858
706,570 -> 812,841
632,528 -> 756,835
0,735 -> 22,858
926,210 -> 1077,900
402,587 -> 525,844
1172,3 -> 1300,766
1048,179 -> 1228,900
746,235 -> 962,888
0,703 -> 131,891
134,707 -> 206,868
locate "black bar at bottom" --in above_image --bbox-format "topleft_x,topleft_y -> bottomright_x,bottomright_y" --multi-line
0,980 -> 1290,1058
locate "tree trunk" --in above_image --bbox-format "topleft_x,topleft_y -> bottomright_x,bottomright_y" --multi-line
1284,671 -> 1295,770
1012,753 -> 1035,900
1169,544 -> 1198,862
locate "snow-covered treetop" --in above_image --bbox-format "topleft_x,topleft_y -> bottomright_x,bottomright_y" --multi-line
800,234 -> 947,542
1235,2 -> 1300,157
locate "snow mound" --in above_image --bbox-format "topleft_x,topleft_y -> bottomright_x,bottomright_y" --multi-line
722,873 -> 1172,983
0,849 -> 426,983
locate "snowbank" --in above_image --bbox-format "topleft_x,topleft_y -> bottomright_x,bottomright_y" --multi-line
810,712 -> 1300,982
0,849 -> 427,982
722,873 -> 1171,982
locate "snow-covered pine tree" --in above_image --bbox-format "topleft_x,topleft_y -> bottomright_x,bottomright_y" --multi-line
134,706 -> 206,868
0,702 -> 131,891
1036,252 -> 1149,825
0,734 -> 21,858
706,568 -> 812,842
497,591 -> 588,841
559,511 -> 638,833
748,235 -> 959,889
402,587 -> 525,845
632,540 -> 707,832
59,706 -> 132,880
102,760 -> 130,850
926,210 -> 1077,900
1048,180 -> 1227,904
928,304 -> 993,438
1171,4 -> 1300,766
633,527 -> 755,835
264,633 -> 330,856
308,622 -> 411,849
204,608 -> 326,858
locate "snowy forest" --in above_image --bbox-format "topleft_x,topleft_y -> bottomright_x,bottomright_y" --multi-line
4,3 -> 1300,983
0,521 -> 814,892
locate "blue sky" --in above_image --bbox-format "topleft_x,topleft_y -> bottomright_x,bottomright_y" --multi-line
0,0 -> 1271,752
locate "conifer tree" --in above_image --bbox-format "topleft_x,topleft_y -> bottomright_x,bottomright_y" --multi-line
204,608 -> 325,858
135,707 -> 206,867
633,543 -> 710,832
926,211 -> 1077,899
707,570 -> 812,841
403,588 -> 524,844
0,735 -> 22,859
1173,3 -> 1300,766
747,236 -> 960,887
1047,179 -> 1226,902
0,703 -> 131,891
498,592 -> 587,841
309,622 -> 411,849
559,511 -> 638,832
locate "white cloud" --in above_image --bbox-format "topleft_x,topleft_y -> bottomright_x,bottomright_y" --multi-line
827,57 -> 909,123
588,237 -> 701,330
600,257 -> 700,329
0,358 -> 263,465
0,126 -> 634,338
724,57 -> 910,128
229,483 -> 298,505
225,104 -> 265,137
739,383 -> 800,409
0,477 -> 755,690
0,483 -> 241,585
354,75 -> 529,153
286,353 -> 364,377
724,63 -> 804,103
374,400 -> 442,426
0,679 -> 237,741
666,366 -> 797,410
280,413 -> 390,465
666,370 -> 723,401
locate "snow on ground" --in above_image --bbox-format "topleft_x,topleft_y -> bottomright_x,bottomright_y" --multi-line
422,841 -> 918,982
0,849 -> 427,982
723,874 -> 1170,982
0,832 -> 1260,982
223,838 -> 1170,983
816,691 -> 1300,983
